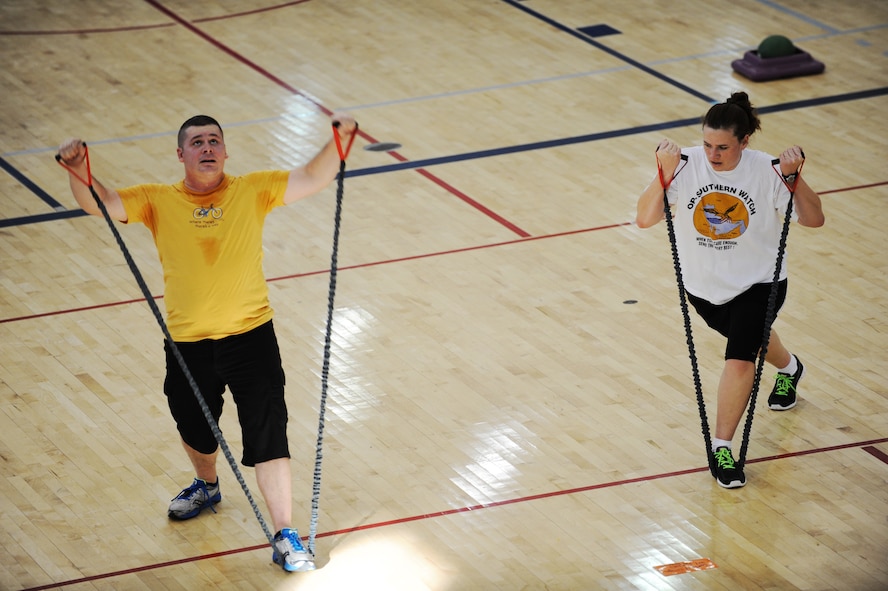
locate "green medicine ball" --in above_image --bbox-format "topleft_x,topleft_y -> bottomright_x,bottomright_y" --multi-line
758,35 -> 796,58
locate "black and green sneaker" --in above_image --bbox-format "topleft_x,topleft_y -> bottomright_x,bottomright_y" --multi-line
768,357 -> 805,411
713,447 -> 746,489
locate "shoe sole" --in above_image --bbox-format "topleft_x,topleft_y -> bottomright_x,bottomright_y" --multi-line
273,553 -> 316,572
716,478 -> 747,489
768,400 -> 797,411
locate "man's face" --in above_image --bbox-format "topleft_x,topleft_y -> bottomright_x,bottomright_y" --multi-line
177,125 -> 227,174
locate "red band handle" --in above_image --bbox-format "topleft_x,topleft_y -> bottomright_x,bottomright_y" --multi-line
656,150 -> 688,191
332,121 -> 358,161
771,153 -> 805,193
55,142 -> 93,188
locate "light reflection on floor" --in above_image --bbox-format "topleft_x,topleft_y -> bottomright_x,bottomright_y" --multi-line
451,421 -> 531,503
325,305 -> 382,424
273,534 -> 447,591
266,98 -> 331,169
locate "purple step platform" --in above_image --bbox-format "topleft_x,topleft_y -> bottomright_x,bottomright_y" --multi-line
731,50 -> 825,82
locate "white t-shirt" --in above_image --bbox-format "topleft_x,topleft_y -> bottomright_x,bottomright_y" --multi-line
666,146 -> 795,305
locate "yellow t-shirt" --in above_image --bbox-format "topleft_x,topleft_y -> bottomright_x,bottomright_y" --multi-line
119,171 -> 289,342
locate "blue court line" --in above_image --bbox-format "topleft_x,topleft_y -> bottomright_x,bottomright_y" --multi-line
346,119 -> 700,179
3,87 -> 886,229
347,87 -> 888,178
754,87 -> 888,113
499,0 -> 716,103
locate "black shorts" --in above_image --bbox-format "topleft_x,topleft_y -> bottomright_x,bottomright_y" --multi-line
163,320 -> 289,467
687,280 -> 787,362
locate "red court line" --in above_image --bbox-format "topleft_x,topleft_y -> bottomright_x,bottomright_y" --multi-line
142,0 -> 331,116
0,165 -> 877,324
0,1 -> 308,35
864,445 -> 888,464
141,0 -> 527,236
0,297 -> 159,324
192,0 -> 312,23
415,167 -> 530,237
19,437 -> 887,591
819,180 -> 887,195
0,222 -> 628,325
268,221 -> 630,282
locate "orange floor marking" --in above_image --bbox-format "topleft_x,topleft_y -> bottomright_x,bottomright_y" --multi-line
654,558 -> 718,576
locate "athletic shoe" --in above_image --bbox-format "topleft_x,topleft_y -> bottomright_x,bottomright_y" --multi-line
713,447 -> 746,489
272,528 -> 316,572
768,357 -> 805,411
168,478 -> 221,520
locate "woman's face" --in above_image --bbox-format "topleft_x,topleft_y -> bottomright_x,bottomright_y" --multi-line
702,126 -> 748,172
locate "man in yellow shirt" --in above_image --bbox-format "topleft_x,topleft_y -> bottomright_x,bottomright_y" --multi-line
58,113 -> 357,572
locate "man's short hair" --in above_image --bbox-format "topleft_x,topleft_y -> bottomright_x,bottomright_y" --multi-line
178,115 -> 223,148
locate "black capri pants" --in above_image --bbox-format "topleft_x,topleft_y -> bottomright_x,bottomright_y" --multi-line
163,320 -> 289,467
687,280 -> 787,362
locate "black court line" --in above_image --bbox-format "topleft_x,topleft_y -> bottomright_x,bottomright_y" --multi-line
0,209 -> 87,228
0,154 -> 66,212
4,87 -> 886,230
349,87 -> 888,177
499,0 -> 716,103
346,117 -> 697,178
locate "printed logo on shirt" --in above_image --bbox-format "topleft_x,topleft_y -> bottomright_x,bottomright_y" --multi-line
693,193 -> 749,240
193,204 -> 222,219
191,204 -> 223,228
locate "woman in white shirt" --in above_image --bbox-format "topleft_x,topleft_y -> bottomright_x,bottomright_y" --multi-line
636,92 -> 824,489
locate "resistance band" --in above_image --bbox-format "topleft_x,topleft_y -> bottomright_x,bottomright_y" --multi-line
657,153 -> 717,472
736,157 -> 803,467
658,150 -> 802,473
308,121 -> 357,556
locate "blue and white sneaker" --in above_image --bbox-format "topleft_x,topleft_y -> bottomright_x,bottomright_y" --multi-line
168,478 -> 221,520
272,528 -> 316,572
